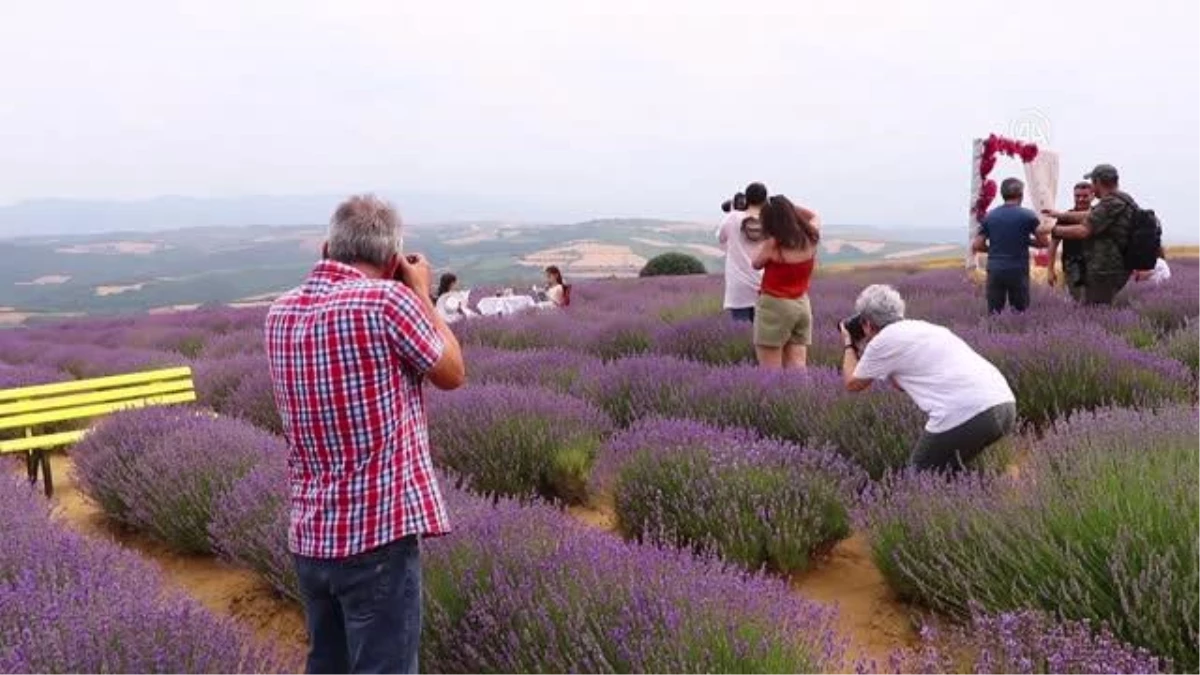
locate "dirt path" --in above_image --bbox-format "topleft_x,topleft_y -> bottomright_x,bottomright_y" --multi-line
46,455 -> 308,660
49,454 -> 914,667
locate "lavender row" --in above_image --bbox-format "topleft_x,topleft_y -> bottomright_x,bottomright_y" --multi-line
0,475 -> 286,673
857,405 -> 1199,671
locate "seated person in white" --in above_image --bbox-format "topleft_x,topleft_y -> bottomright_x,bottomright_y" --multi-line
535,265 -> 569,307
1134,250 -> 1171,285
839,284 -> 1017,472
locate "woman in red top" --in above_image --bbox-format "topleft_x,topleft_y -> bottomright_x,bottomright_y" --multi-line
751,194 -> 821,370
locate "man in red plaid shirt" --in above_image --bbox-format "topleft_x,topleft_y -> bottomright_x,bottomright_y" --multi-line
265,194 -> 465,674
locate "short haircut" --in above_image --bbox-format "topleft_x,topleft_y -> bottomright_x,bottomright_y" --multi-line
721,200 -> 733,213
855,284 -> 906,328
745,182 -> 768,207
1000,178 -> 1024,201
732,192 -> 748,211
1073,181 -> 1093,191
327,194 -> 401,267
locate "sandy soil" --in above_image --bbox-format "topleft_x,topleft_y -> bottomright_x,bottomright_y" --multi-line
15,274 -> 71,286
95,283 -> 146,296
57,241 -> 168,255
791,534 -> 917,663
47,455 -> 308,660
521,241 -> 648,276
49,451 -> 913,669
0,310 -> 31,326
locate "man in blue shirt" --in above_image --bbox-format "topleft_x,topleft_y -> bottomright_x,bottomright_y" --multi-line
973,178 -> 1049,313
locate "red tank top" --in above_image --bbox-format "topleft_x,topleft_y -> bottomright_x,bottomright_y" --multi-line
760,256 -> 815,299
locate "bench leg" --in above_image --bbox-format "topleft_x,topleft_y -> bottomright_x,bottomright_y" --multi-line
24,450 -> 53,498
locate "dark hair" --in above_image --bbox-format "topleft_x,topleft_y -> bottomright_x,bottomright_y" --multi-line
745,182 -> 768,207
436,272 -> 457,297
1000,178 -> 1024,201
1073,181 -> 1093,191
545,265 -> 565,287
759,194 -> 818,250
721,200 -> 732,213
732,192 -> 748,211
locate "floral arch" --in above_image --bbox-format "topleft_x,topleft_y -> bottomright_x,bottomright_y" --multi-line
966,133 -> 1059,270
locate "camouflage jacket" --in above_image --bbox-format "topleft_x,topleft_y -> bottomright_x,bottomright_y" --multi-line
1084,190 -> 1135,276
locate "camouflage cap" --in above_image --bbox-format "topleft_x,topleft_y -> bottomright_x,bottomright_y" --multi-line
1084,163 -> 1119,183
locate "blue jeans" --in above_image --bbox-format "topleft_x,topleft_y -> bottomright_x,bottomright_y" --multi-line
294,535 -> 422,674
729,306 -> 756,323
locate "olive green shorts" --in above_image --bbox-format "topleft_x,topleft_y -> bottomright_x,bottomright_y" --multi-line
754,294 -> 813,348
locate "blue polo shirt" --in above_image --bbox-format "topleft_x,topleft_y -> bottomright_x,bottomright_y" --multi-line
980,204 -> 1039,272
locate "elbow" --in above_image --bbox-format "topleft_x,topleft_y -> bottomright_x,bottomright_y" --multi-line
428,356 -> 467,391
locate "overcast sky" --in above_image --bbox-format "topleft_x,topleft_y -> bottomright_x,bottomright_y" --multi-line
1,0 -> 1197,235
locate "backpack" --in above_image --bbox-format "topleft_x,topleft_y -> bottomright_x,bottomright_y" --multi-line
1122,199 -> 1162,272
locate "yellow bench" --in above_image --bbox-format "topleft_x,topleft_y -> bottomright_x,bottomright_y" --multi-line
0,366 -> 196,496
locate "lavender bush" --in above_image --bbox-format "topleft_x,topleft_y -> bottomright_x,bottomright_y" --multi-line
601,419 -> 864,573
209,451 -> 299,601
858,405 -> 1199,670
427,385 -> 613,503
585,316 -> 660,361
963,325 -> 1194,427
422,487 -> 846,673
74,410 -> 283,554
655,314 -> 756,365
194,354 -> 270,412
72,407 -> 204,521
574,355 -> 711,427
467,346 -> 600,394
0,476 -> 287,673
225,368 -> 284,434
886,608 -> 1168,674
1156,321 -> 1198,377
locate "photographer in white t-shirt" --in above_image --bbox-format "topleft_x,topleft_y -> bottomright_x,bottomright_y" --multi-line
838,284 -> 1017,472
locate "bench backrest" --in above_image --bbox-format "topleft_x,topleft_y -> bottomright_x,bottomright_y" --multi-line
0,366 -> 196,454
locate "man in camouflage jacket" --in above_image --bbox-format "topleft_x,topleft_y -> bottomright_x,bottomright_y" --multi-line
1041,163 -> 1134,305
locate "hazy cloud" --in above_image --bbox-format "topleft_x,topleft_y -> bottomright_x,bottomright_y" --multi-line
1,0 -> 1196,237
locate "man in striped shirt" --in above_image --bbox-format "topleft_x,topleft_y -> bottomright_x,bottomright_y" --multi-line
265,194 -> 465,674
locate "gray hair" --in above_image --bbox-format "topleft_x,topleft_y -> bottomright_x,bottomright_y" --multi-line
1000,177 -> 1024,201
855,284 -> 906,327
327,194 -> 401,267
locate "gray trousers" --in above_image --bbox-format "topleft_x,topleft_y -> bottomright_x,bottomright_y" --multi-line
911,402 -> 1017,472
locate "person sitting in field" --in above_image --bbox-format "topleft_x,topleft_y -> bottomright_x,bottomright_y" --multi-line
434,272 -> 458,303
752,194 -> 821,370
1133,246 -> 1171,285
540,265 -> 570,307
840,284 -> 1016,472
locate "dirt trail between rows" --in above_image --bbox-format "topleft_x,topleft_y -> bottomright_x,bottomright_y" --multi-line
47,455 -> 308,659
49,454 -> 915,666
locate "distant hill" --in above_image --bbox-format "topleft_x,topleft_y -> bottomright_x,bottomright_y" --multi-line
0,219 -> 967,322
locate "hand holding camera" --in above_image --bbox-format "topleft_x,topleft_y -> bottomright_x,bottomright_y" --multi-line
839,314 -> 866,353
395,253 -> 433,299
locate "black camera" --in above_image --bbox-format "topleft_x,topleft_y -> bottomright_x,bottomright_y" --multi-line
841,314 -> 866,345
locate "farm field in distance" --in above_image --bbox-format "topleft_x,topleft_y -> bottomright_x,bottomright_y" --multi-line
0,218 -> 965,322
1,259 -> 1196,673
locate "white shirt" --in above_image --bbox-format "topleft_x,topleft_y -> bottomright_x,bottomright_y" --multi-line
854,320 -> 1015,433
716,210 -> 763,310
1146,258 -> 1171,285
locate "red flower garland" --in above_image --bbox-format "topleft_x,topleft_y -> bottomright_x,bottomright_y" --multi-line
973,133 -> 1039,221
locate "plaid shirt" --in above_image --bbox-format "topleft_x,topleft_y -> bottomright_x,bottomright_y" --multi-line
265,260 -> 449,559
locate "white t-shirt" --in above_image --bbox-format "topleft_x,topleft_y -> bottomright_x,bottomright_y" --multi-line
854,320 -> 1015,433
1147,258 -> 1171,285
717,210 -> 763,310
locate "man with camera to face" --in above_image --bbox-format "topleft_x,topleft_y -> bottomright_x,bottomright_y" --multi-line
265,194 -> 465,674
838,284 -> 1016,472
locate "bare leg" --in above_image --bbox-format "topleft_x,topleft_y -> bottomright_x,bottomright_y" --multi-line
783,344 -> 808,370
756,345 -> 783,369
